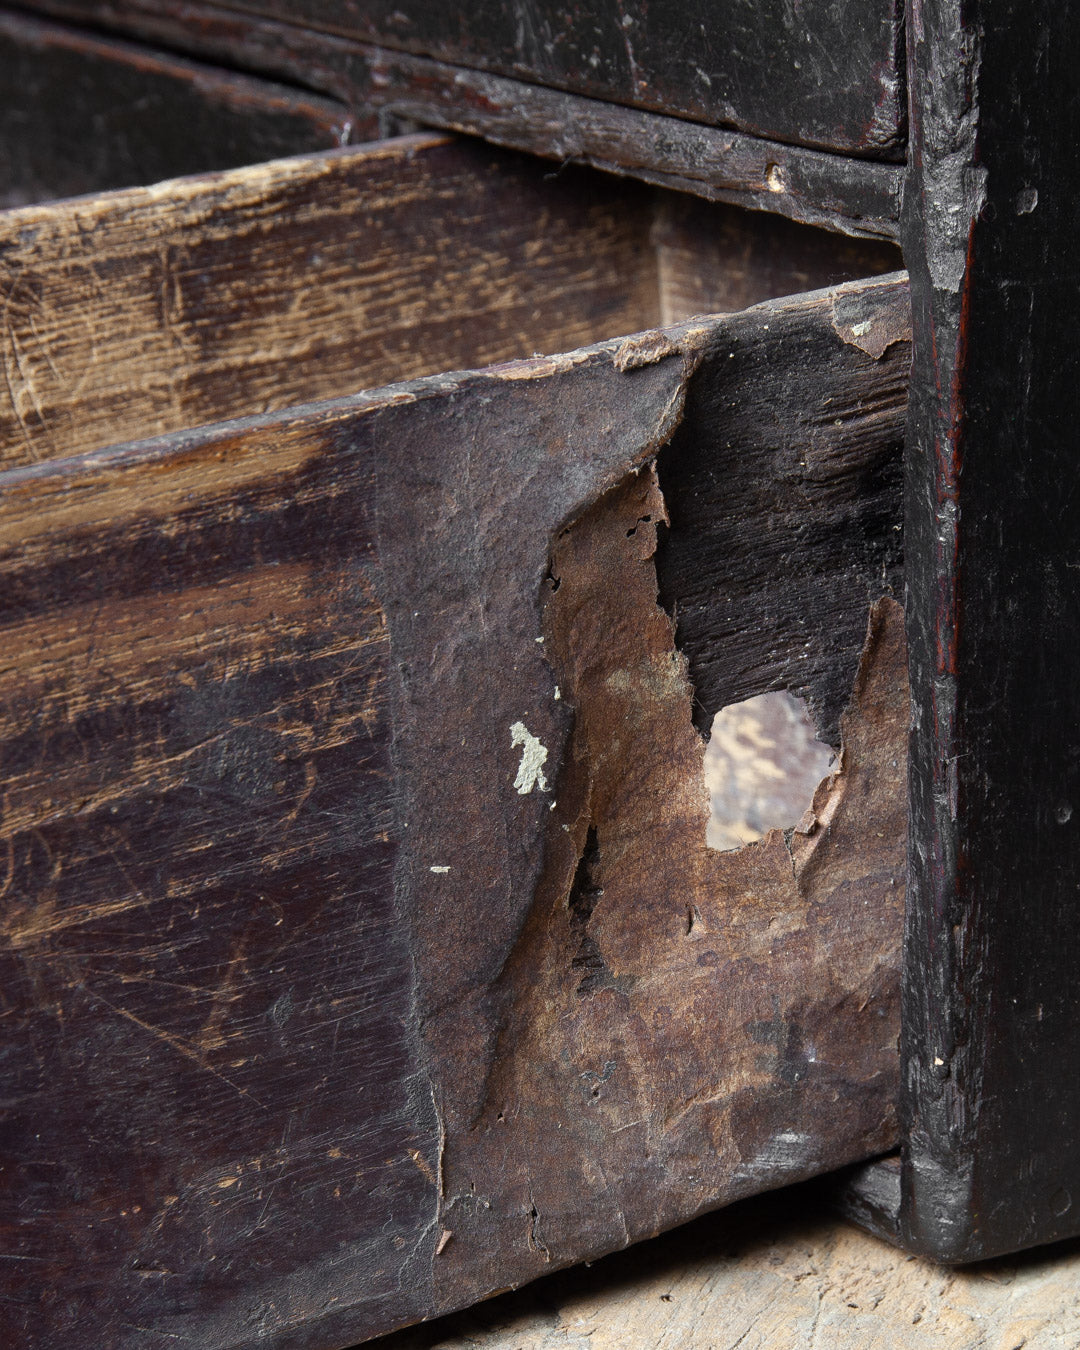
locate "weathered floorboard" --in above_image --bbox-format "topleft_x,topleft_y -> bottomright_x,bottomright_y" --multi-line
0,7 -> 353,208
0,277 -> 910,1348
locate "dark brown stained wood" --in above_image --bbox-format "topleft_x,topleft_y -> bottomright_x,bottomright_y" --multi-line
0,277 -> 910,1348
25,0 -> 905,158
15,0 -> 904,239
655,274 -> 910,748
0,134 -> 659,469
652,196 -> 903,323
431,519 -> 908,1321
0,8 -> 354,209
0,411 -> 437,1348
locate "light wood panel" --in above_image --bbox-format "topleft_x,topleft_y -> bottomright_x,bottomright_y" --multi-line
0,134 -> 659,468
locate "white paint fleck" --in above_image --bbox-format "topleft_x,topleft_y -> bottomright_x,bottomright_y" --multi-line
851,319 -> 873,337
510,721 -> 548,794
934,1055 -> 945,1066
553,686 -> 561,701
535,636 -> 544,643
430,866 -> 451,874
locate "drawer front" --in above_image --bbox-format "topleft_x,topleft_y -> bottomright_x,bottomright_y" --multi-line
208,0 -> 906,156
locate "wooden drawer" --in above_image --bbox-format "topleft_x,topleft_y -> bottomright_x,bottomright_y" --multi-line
13,0 -> 1080,1292
171,0 -> 906,157
16,1 -> 905,239
0,121 -> 912,1347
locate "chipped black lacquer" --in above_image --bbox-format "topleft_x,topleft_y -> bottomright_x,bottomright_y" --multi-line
839,0 -> 1080,1262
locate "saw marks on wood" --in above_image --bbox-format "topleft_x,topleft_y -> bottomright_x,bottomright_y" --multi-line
383,1183 -> 1080,1350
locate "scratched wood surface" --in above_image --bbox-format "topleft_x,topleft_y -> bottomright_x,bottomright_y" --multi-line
0,7 -> 352,209
16,0 -> 906,159
0,130 -> 909,474
196,0 -> 908,158
0,276 -> 910,1348
0,133 -> 666,469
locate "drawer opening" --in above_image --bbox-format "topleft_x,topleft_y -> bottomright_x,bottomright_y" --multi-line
0,128 -> 899,472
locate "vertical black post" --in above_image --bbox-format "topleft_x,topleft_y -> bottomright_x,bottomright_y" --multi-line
901,0 -> 1080,1258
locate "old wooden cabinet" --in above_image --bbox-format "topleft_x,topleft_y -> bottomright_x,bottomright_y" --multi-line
1,1 -> 1077,1346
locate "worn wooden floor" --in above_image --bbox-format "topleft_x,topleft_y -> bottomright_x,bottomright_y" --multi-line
375,1179 -> 1080,1350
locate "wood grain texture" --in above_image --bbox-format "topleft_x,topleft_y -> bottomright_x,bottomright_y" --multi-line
655,275 -> 910,748
14,0 -> 904,238
0,278 -> 910,1347
0,411 -> 437,1348
0,8 -> 353,208
0,134 -> 658,469
35,0 -> 906,158
652,195 -> 902,323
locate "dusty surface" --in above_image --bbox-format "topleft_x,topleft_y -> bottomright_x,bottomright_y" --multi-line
381,1183 -> 1080,1350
